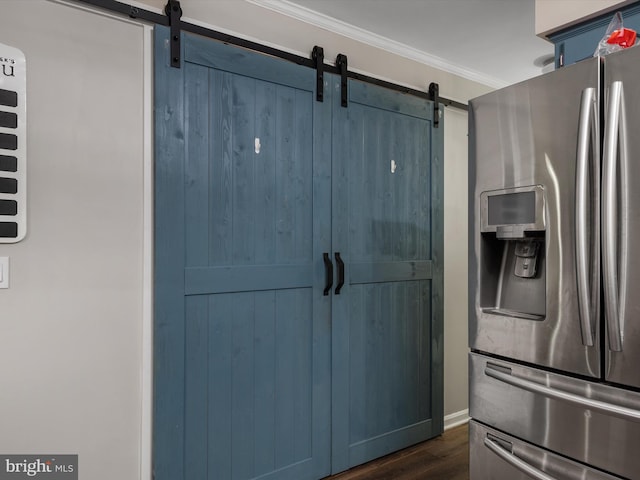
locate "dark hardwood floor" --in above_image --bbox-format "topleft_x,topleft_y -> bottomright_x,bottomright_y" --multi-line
323,423 -> 469,480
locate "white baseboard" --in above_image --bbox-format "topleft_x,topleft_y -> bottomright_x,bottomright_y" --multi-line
444,409 -> 469,430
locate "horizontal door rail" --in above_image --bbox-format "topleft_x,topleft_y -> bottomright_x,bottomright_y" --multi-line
75,0 -> 468,111
350,260 -> 432,285
186,264 -> 313,295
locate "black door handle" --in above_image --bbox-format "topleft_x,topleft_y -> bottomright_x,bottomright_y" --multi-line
323,252 -> 333,296
335,252 -> 345,295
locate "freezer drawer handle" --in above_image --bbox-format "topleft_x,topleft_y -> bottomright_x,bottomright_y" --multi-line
484,435 -> 558,480
485,363 -> 640,422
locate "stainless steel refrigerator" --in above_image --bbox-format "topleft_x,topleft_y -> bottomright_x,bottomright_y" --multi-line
469,45 -> 640,480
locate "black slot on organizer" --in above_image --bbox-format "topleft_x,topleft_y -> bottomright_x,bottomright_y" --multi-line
0,222 -> 17,238
0,156 -> 17,172
0,178 -> 17,194
0,133 -> 17,150
0,112 -> 17,129
0,199 -> 17,216
0,89 -> 17,108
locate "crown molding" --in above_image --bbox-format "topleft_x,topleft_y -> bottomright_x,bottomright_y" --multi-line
246,0 -> 507,89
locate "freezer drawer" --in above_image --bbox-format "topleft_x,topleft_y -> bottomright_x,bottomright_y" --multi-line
470,352 -> 640,479
470,420 -> 622,480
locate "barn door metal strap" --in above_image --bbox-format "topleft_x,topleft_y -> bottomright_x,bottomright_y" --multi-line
336,54 -> 348,107
312,46 -> 324,102
165,0 -> 182,68
429,82 -> 440,128
76,0 -> 467,111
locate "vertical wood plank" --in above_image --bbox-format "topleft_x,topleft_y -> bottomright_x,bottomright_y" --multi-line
293,290 -> 313,461
368,108 -> 383,262
406,281 -> 420,421
419,281 -> 434,421
348,285 -> 365,445
382,111 -> 394,262
390,282 -> 405,429
153,26 -> 186,480
275,86 -> 295,263
208,294 -> 233,480
378,283 -> 392,434
275,289 -> 296,468
231,292 -> 256,480
253,290 -> 276,475
405,117 -> 421,261
389,114 -> 402,261
185,62 -> 210,268
349,108 -> 366,263
254,81 -> 277,265
231,76 -> 256,266
184,296 -> 209,480
418,121 -> 431,261
210,70 -> 233,266
368,284 -> 380,443
293,89 -> 314,263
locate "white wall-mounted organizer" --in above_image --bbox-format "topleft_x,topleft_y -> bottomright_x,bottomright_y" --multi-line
0,42 -> 25,243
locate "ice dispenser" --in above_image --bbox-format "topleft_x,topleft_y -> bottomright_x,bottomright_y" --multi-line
479,186 -> 546,320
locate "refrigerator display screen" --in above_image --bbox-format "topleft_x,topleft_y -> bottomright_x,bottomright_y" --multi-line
487,191 -> 535,225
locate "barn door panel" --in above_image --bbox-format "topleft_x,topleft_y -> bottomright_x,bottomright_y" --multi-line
331,79 -> 444,472
154,27 -> 332,480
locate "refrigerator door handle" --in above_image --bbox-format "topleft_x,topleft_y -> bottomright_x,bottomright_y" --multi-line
603,81 -> 626,352
575,87 -> 598,347
484,435 -> 559,480
485,363 -> 640,421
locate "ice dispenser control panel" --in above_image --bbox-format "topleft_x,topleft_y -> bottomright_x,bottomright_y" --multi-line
478,185 -> 546,320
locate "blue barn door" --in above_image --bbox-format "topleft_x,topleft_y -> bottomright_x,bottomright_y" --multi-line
330,78 -> 444,472
155,27 -> 444,480
153,27 -> 332,480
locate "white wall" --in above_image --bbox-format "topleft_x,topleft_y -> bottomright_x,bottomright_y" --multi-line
0,2 -> 146,479
443,107 -> 469,420
0,0 -> 493,478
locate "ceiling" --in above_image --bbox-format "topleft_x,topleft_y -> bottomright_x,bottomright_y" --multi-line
254,0 -> 556,88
